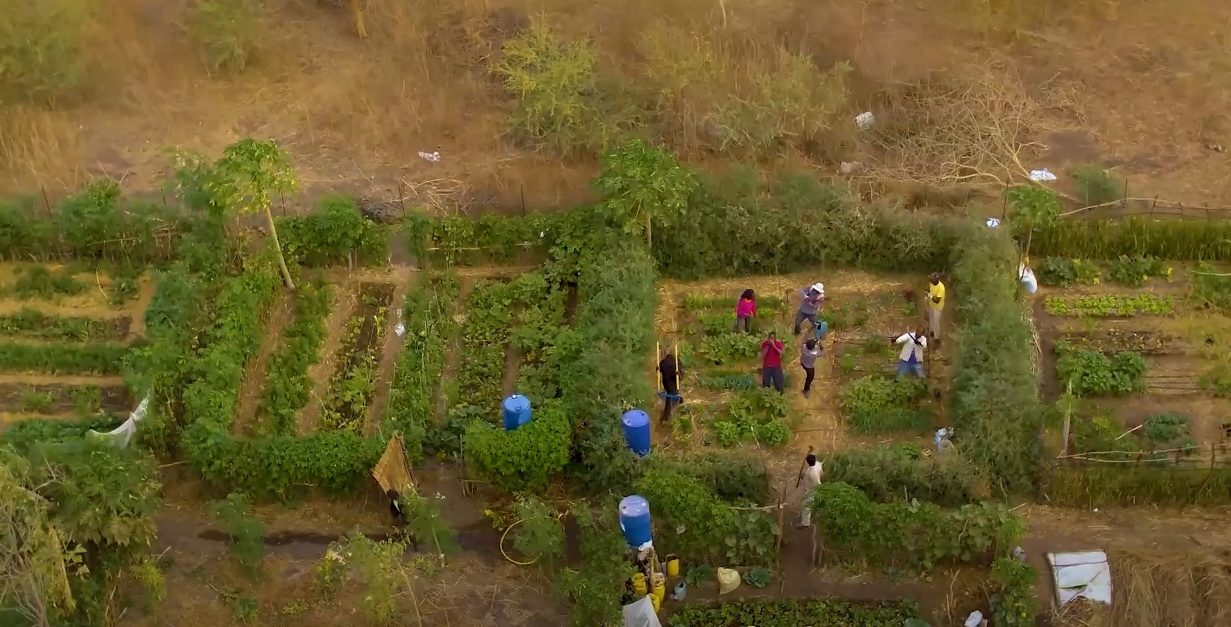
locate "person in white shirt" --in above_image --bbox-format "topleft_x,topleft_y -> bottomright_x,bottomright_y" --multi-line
796,453 -> 823,528
891,328 -> 927,380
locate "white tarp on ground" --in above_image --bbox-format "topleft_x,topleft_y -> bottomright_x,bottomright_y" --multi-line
621,596 -> 662,627
86,395 -> 150,448
1048,550 -> 1112,607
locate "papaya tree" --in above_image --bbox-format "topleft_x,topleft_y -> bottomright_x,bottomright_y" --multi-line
206,138 -> 298,288
593,139 -> 698,249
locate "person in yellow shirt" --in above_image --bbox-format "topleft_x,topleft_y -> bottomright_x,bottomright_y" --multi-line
927,273 -> 945,340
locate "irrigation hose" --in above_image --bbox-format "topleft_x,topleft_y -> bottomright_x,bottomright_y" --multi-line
499,519 -> 538,566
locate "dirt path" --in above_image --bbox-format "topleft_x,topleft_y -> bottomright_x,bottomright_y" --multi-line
0,373 -> 126,386
363,272 -> 413,435
231,289 -> 296,437
297,279 -> 357,435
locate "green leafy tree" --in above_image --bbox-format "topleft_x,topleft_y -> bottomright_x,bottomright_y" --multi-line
1006,185 -> 1062,265
593,140 -> 699,248
206,138 -> 298,288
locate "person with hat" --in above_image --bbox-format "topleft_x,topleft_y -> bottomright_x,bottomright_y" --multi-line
793,283 -> 825,336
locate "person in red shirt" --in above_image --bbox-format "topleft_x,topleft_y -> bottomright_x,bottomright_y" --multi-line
760,331 -> 785,392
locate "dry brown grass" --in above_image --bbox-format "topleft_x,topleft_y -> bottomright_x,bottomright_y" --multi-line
1052,549 -> 1231,627
1,0 -> 1230,208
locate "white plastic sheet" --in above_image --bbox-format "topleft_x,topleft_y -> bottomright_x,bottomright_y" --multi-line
87,394 -> 150,448
1029,168 -> 1058,182
621,596 -> 662,627
1048,551 -> 1112,607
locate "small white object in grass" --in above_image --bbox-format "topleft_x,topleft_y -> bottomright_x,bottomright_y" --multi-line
1029,168 -> 1057,182
394,322 -> 406,337
985,217 -> 1001,229
854,111 -> 875,130
417,151 -> 441,162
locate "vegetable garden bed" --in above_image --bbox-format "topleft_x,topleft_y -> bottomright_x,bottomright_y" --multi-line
320,282 -> 394,433
0,309 -> 131,342
0,382 -> 130,414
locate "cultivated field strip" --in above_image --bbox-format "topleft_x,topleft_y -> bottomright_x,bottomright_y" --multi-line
361,274 -> 412,436
297,278 -> 359,435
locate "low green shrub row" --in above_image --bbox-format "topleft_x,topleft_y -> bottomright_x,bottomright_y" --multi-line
667,598 -> 923,627
0,414 -> 122,453
0,341 -> 129,375
812,482 -> 1024,570
404,211 -> 572,266
950,227 -> 1045,495
556,504 -> 632,627
0,308 -> 128,342
277,195 -> 387,267
1046,465 -> 1231,507
254,280 -> 332,437
384,272 -> 459,461
989,557 -> 1039,627
562,230 -> 656,495
823,443 -> 985,507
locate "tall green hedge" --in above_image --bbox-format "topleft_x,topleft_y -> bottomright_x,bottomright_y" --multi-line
950,227 -> 1045,495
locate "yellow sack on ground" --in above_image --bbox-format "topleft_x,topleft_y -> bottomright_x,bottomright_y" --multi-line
717,568 -> 741,595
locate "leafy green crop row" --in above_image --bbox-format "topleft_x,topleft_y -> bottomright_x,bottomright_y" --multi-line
1044,294 -> 1174,317
463,398 -> 572,492
824,443 -> 984,507
838,375 -> 931,434
0,341 -> 129,375
278,195 -> 387,267
254,280 -> 332,437
667,598 -> 923,627
1055,342 -> 1146,396
0,307 -> 128,342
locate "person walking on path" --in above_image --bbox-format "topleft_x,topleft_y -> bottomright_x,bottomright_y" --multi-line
796,453 -> 823,528
793,283 -> 825,336
657,351 -> 682,425
760,331 -> 785,392
800,338 -> 820,397
734,289 -> 757,333
927,273 -> 945,341
891,328 -> 927,380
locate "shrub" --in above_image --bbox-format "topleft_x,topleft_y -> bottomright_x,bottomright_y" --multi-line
188,0 -> 262,73
9,266 -> 86,300
463,399 -> 571,493
1055,342 -> 1146,396
812,482 -> 1024,570
1143,413 -> 1189,445
556,504 -> 631,627
497,21 -> 632,155
278,195 -> 387,267
1036,257 -> 1100,287
0,414 -> 121,453
1190,262 -> 1231,311
1072,164 -> 1124,206
950,227 -> 1045,494
0,0 -> 88,102
211,492 -> 264,577
650,451 -> 772,504
824,444 -> 984,506
508,496 -> 564,568
1107,255 -> 1170,286
989,557 -> 1039,627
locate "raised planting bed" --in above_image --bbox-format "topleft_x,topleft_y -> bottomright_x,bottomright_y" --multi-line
456,279 -> 516,403
1057,329 -> 1181,355
0,383 -> 130,414
252,281 -> 332,437
319,282 -> 394,433
1044,294 -> 1174,317
0,308 -> 131,342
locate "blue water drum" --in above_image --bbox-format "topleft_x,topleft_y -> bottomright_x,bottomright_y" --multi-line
621,409 -> 651,456
501,394 -> 532,431
618,495 -> 653,548
815,319 -> 830,339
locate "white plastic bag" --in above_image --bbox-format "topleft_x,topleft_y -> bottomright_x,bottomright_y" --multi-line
87,395 -> 150,448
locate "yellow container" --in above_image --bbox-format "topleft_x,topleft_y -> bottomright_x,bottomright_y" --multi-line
632,573 -> 647,596
666,558 -> 680,578
650,592 -> 662,612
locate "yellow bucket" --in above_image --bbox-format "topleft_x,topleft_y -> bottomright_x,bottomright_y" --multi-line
666,557 -> 680,578
650,592 -> 662,612
632,573 -> 647,596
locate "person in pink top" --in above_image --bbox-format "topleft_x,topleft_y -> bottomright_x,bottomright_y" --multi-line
760,331 -> 785,392
734,289 -> 757,333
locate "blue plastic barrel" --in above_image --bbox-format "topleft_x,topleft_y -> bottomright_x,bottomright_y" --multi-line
815,319 -> 829,339
621,409 -> 651,456
502,394 -> 532,431
618,495 -> 653,548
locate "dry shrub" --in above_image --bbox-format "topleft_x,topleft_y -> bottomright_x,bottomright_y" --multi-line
950,0 -> 1121,41
863,63 -> 1045,187
0,106 -> 79,192
1054,550 -> 1231,627
637,24 -> 852,158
